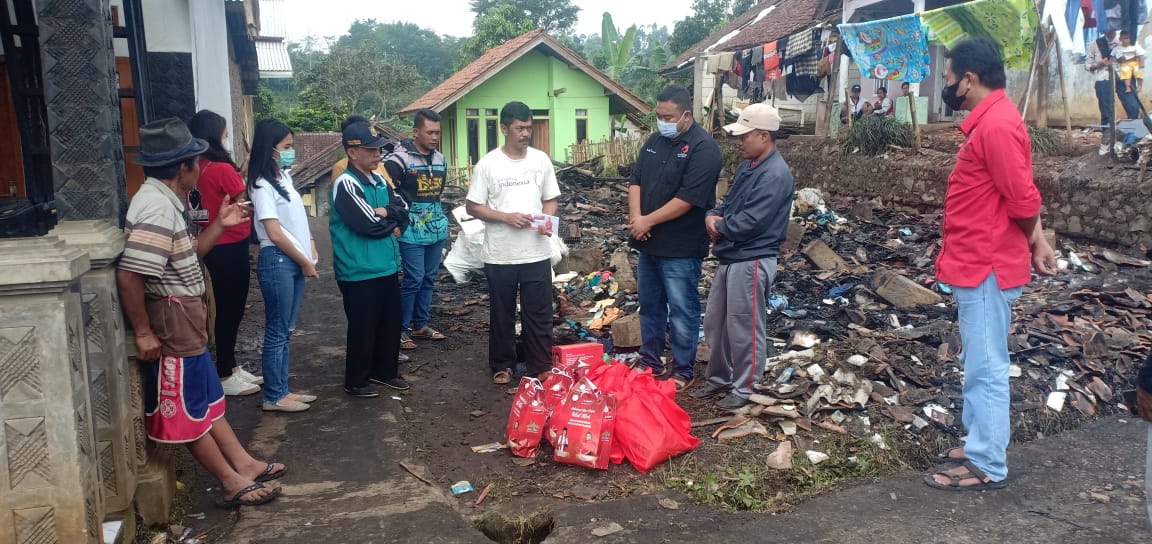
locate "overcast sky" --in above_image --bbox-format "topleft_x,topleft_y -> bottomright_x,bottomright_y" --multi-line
281,0 -> 695,41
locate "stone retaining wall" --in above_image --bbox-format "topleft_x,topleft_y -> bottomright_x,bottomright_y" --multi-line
779,137 -> 1152,247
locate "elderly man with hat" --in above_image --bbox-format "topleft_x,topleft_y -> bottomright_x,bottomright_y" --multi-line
330,120 -> 411,398
117,118 -> 286,507
691,104 -> 795,410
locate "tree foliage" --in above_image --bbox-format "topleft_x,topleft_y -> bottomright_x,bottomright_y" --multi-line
337,20 -> 461,83
468,0 -> 580,34
295,39 -> 425,120
458,3 -> 536,68
668,0 -> 758,57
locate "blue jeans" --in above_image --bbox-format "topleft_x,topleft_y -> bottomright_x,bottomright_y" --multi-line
954,271 -> 1022,482
399,239 -> 445,331
257,246 -> 305,404
637,253 -> 702,379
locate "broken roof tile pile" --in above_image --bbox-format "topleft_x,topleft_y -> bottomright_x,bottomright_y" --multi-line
688,191 -> 1152,468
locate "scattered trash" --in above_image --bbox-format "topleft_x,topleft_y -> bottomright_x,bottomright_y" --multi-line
1046,392 -> 1067,412
805,450 -> 830,465
474,483 -> 493,506
766,440 -> 794,470
847,354 -> 868,367
470,442 -> 508,453
591,522 -> 625,537
451,481 -> 475,495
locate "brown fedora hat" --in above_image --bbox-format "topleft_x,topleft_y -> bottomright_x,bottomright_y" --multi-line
133,117 -> 209,167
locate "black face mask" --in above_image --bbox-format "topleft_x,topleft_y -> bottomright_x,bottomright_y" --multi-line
941,80 -> 967,111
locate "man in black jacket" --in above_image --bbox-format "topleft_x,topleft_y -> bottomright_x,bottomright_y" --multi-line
628,85 -> 722,391
691,104 -> 794,410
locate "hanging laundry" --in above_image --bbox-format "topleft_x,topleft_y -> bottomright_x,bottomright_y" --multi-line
838,14 -> 931,82
786,74 -> 822,102
764,41 -> 782,80
1083,0 -> 1096,29
1067,0 -> 1082,32
920,0 -> 1040,70
784,28 -> 821,77
751,45 -> 766,83
716,51 -> 736,72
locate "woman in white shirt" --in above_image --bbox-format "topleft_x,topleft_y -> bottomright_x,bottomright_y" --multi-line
247,119 -> 319,412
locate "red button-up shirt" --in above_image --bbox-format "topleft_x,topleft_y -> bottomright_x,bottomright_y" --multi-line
936,89 -> 1042,290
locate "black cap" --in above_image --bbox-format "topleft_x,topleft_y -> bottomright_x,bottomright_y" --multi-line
850,84 -> 862,92
342,121 -> 388,149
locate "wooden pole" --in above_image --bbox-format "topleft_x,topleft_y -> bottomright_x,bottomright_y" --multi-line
909,90 -> 920,154
816,42 -> 843,138
1052,27 -> 1073,149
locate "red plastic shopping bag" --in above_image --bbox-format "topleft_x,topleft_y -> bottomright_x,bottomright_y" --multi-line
549,378 -> 616,470
505,377 -> 548,458
591,366 -> 700,473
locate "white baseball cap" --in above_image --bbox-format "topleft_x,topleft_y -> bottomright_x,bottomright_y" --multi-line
723,103 -> 782,135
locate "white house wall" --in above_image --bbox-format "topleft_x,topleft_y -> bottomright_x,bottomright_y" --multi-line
142,0 -> 192,53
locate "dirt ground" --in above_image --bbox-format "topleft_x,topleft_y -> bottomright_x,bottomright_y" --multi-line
149,165 -> 1152,542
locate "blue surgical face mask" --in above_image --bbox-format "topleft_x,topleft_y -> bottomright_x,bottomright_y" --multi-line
657,111 -> 687,139
277,149 -> 295,169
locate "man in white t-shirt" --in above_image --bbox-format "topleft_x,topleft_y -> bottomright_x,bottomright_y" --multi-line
466,101 -> 561,385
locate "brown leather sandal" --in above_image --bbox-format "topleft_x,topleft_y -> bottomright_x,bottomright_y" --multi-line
492,369 -> 513,385
923,461 -> 1007,492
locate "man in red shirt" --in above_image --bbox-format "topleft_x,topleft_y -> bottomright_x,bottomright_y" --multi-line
925,38 -> 1057,492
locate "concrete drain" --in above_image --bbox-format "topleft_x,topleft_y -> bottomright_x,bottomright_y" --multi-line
476,510 -> 555,544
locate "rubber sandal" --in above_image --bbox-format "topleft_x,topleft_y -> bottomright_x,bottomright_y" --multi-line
255,463 -> 287,483
671,375 -> 695,393
399,352 -> 410,363
931,446 -> 967,464
219,482 -> 281,508
923,461 -> 1008,492
410,326 -> 446,340
492,369 -> 513,385
400,332 -> 417,350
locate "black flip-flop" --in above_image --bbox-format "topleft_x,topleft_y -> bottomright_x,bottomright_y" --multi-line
255,463 -> 287,483
923,461 -> 1007,492
218,482 -> 281,508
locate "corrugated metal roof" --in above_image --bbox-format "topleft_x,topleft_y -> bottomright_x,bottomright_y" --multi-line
255,38 -> 292,78
257,0 -> 289,39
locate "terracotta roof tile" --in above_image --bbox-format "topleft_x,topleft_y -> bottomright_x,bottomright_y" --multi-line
665,0 -> 831,70
400,29 -> 650,116
400,29 -> 548,114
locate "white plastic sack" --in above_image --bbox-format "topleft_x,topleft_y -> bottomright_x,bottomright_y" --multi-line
445,206 -> 486,283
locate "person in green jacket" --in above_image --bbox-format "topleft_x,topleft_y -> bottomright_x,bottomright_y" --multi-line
330,120 -> 411,398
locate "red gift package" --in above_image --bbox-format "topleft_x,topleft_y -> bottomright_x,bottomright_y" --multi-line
550,378 -> 616,470
505,377 -> 548,458
552,342 -> 605,378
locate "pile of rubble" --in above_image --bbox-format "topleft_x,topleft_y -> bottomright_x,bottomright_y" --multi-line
441,162 -> 1151,457
693,193 -> 1151,461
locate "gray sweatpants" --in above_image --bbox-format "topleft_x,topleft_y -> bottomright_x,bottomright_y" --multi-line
703,258 -> 776,399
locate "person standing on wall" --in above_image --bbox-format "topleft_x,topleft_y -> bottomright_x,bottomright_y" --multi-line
1087,32 -> 1116,154
186,109 -> 262,397
248,119 -> 320,413
465,101 -> 561,386
628,84 -> 722,392
331,121 -> 411,398
385,109 -> 450,353
692,104 -> 794,410
925,37 -> 1057,492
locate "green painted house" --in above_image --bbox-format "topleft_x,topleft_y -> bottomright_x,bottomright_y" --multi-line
398,29 -> 651,171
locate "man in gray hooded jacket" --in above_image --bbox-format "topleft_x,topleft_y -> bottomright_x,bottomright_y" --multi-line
691,104 -> 794,410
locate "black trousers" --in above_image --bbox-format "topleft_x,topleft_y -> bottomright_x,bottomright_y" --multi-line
484,259 -> 553,375
337,274 -> 402,388
203,240 -> 251,377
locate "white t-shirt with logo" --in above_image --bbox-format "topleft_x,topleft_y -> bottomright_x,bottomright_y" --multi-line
251,171 -> 314,261
466,147 -> 561,265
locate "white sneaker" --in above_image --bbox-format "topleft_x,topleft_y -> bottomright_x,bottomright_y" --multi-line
221,374 -> 260,396
235,367 -> 264,385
